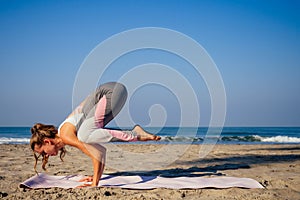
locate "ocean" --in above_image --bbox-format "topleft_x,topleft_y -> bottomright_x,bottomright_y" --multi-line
0,126 -> 300,145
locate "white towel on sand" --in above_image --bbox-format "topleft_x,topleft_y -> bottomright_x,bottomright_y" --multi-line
20,173 -> 263,189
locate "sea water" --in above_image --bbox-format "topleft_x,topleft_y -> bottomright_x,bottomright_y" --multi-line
0,126 -> 300,145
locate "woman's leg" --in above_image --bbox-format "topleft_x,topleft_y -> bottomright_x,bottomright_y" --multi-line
78,123 -> 159,143
77,82 -> 160,143
94,95 -> 107,128
93,82 -> 128,127
103,82 -> 128,126
77,82 -> 127,129
94,90 -> 138,142
77,118 -> 114,143
77,116 -> 138,143
78,82 -> 136,143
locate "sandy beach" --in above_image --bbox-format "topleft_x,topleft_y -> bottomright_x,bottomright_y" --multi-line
0,143 -> 299,200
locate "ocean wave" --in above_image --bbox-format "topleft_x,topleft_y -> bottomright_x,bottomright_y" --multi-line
221,135 -> 261,142
160,136 -> 204,143
160,135 -> 300,143
255,135 -> 300,143
221,135 -> 300,143
0,137 -> 30,144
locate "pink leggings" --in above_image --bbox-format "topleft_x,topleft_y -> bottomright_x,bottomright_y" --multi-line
94,95 -> 138,142
76,82 -> 138,143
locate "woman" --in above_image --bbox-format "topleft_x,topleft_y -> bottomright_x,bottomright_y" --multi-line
30,82 -> 161,187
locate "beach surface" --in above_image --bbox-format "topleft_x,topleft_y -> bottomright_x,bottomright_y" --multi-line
0,143 -> 299,199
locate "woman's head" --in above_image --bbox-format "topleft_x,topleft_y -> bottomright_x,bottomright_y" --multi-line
30,123 -> 66,172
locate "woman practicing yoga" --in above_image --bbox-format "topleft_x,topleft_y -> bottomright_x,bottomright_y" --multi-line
30,82 -> 161,187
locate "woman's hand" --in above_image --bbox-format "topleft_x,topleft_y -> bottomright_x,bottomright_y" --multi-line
76,176 -> 94,188
79,176 -> 93,183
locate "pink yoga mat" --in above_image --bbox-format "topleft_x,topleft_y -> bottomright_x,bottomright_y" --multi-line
20,173 -> 264,189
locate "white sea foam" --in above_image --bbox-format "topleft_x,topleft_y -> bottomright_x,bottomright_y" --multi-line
160,135 -> 300,143
259,135 -> 300,143
0,137 -> 30,144
160,136 -> 204,143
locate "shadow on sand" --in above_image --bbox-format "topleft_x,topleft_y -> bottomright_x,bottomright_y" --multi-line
108,146 -> 300,178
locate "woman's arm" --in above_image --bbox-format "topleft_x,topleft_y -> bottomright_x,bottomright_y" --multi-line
59,123 -> 106,186
81,142 -> 106,186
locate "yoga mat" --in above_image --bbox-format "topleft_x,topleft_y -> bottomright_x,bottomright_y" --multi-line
20,173 -> 264,189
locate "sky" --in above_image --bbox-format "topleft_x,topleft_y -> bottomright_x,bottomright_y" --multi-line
0,0 -> 299,127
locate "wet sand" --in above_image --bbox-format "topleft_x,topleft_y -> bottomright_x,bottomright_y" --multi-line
0,144 -> 299,199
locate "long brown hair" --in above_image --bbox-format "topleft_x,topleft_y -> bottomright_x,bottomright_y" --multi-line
30,123 -> 66,173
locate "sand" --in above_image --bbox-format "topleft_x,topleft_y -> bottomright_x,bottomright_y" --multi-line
0,143 -> 299,200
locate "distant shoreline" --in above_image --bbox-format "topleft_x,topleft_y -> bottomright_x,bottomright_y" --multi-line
1,126 -> 300,145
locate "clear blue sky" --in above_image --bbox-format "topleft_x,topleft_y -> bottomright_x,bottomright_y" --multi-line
0,0 -> 299,127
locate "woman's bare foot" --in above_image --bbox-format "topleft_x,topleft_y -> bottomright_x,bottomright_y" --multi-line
133,125 -> 161,141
